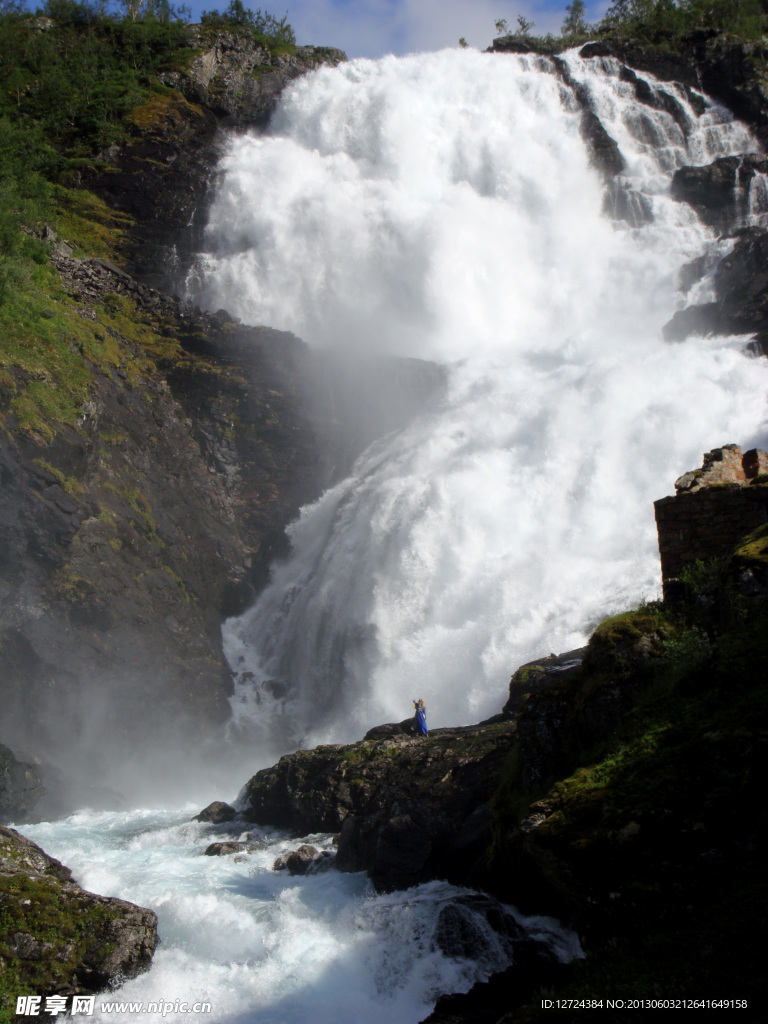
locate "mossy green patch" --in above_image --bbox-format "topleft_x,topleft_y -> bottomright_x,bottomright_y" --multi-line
32,458 -> 85,495
52,186 -> 133,261
0,873 -> 118,1010
127,91 -> 205,133
733,522 -> 768,564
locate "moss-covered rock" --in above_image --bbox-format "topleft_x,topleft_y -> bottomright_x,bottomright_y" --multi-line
0,826 -> 157,1019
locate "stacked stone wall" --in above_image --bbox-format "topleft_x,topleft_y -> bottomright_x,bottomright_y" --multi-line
654,445 -> 768,590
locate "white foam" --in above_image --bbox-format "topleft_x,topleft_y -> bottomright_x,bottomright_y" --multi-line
22,811 -> 577,1023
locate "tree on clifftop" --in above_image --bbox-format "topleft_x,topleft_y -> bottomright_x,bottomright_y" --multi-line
562,0 -> 588,36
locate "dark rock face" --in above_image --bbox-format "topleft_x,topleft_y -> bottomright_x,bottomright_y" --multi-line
0,746 -> 44,824
0,826 -> 157,998
579,110 -> 626,177
670,156 -> 741,226
662,301 -> 720,341
713,227 -> 768,333
503,648 -> 585,716
0,255 -> 322,782
240,721 -> 516,891
664,227 -> 768,341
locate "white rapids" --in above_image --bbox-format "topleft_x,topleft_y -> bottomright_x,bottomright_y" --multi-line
21,809 -> 581,1024
187,47 -> 768,749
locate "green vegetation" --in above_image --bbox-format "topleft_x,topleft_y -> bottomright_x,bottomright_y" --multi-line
0,2 -> 295,439
0,836 -> 120,1023
200,0 -> 295,52
495,0 -> 768,51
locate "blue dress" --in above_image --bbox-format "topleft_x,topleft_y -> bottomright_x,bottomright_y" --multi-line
415,705 -> 428,736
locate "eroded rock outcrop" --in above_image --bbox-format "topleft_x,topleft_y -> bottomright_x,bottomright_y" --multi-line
654,444 -> 768,593
85,32 -> 346,290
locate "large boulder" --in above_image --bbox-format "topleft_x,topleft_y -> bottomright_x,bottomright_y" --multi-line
0,826 -> 157,1000
239,721 -> 517,891
193,801 -> 237,824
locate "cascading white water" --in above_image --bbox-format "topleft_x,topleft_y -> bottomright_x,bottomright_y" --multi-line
191,47 -> 768,750
24,810 -> 581,1024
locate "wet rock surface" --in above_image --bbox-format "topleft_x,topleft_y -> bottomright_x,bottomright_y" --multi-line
241,720 -> 517,891
0,826 -> 157,998
193,800 -> 237,823
273,844 -> 331,874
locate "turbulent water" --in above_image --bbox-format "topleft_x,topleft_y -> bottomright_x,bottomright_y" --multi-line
189,47 -> 768,749
23,810 -> 581,1023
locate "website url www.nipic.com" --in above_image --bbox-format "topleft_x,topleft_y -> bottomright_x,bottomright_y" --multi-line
16,996 -> 212,1016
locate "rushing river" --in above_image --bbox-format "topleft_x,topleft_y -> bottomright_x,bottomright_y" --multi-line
23,810 -> 580,1023
22,45 -> 768,1023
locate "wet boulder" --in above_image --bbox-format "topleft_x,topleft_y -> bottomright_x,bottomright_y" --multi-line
273,844 -> 331,875
670,157 -> 741,226
193,800 -> 237,823
0,826 -> 157,999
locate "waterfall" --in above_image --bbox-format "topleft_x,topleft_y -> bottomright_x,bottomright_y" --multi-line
190,47 -> 768,752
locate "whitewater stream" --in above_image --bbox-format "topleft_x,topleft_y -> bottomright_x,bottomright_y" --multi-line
19,45 -> 768,1023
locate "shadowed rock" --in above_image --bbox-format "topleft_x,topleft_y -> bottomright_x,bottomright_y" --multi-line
0,745 -> 44,824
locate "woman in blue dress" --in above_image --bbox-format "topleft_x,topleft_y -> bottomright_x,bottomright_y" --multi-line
413,698 -> 428,736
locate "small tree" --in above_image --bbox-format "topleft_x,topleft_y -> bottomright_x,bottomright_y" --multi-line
458,36 -> 468,47
562,0 -> 588,36
494,17 -> 509,35
516,14 -> 534,34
